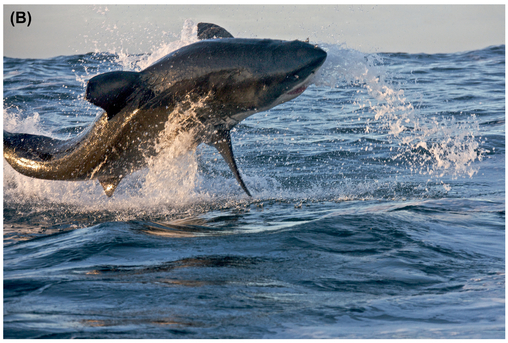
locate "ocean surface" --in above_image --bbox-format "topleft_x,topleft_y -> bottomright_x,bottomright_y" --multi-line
3,25 -> 505,338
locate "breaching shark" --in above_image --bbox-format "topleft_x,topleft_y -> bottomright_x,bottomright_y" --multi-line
4,23 -> 327,197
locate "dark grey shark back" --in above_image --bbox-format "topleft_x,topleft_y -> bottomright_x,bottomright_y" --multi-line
3,23 -> 327,197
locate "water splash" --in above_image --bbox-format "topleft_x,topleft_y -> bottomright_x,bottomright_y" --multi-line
109,19 -> 199,72
315,43 -> 484,180
3,92 -> 242,217
3,107 -> 46,135
3,21 -> 485,213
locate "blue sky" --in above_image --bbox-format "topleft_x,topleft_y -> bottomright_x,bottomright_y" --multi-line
3,5 -> 505,58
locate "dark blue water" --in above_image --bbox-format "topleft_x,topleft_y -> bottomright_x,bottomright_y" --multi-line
3,29 -> 504,339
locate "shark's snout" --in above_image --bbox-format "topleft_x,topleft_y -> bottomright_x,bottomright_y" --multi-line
278,41 -> 327,98
280,40 -> 327,84
292,40 -> 327,68
311,45 -> 327,69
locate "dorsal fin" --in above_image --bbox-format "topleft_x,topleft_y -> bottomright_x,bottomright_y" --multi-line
197,23 -> 234,40
209,130 -> 251,197
98,175 -> 123,197
85,71 -> 140,120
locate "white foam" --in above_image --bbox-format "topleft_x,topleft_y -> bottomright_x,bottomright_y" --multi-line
114,19 -> 199,72
314,43 -> 484,180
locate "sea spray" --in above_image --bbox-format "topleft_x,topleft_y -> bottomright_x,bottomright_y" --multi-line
315,43 -> 484,181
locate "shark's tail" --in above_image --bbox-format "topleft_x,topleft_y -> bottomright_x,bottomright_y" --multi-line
4,131 -> 63,162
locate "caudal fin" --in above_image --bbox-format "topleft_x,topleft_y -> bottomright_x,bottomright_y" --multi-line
4,131 -> 62,162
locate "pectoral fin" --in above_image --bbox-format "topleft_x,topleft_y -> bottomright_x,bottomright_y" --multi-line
210,130 -> 251,197
98,175 -> 123,197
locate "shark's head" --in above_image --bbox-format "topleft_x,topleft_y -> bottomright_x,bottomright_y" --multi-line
143,38 -> 327,127
231,38 -> 328,121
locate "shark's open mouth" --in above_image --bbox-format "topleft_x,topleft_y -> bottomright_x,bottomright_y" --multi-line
287,85 -> 307,95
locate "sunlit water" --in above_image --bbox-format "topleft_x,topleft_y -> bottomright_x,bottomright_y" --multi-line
3,21 -> 505,338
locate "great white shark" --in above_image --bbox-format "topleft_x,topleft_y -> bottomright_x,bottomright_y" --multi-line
4,23 -> 327,197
